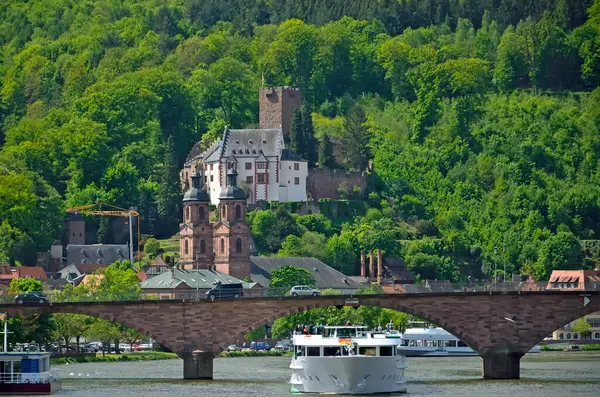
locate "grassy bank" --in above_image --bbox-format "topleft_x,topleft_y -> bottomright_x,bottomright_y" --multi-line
217,350 -> 293,358
541,344 -> 600,351
52,351 -> 178,364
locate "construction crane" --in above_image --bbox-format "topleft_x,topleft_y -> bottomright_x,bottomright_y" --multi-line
65,203 -> 141,267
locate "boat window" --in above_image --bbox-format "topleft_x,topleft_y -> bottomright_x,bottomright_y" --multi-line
336,328 -> 356,338
457,341 -> 468,347
295,346 -> 304,356
400,340 -> 408,346
359,347 -> 376,356
307,347 -> 320,356
324,347 -> 342,356
380,346 -> 393,356
446,340 -> 457,347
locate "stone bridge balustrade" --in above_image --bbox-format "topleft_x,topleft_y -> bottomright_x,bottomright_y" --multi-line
2,290 -> 599,380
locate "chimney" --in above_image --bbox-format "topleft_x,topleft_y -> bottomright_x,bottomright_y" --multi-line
360,252 -> 366,278
377,249 -> 383,285
369,251 -> 374,280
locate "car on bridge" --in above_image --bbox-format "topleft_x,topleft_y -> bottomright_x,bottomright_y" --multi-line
290,285 -> 321,297
206,283 -> 244,301
14,291 -> 49,304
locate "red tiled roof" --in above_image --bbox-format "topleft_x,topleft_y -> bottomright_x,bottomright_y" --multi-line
137,271 -> 148,281
13,266 -> 47,279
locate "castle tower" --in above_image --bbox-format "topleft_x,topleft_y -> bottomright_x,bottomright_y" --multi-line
179,172 -> 213,270
213,168 -> 251,279
259,86 -> 301,141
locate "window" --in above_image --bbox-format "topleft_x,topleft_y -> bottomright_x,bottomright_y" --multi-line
324,347 -> 342,356
235,204 -> 242,219
595,332 -> 600,339
228,162 -> 236,170
574,333 -> 579,339
245,162 -> 252,170
200,240 -> 206,254
199,207 -> 205,221
379,346 -> 393,356
210,164 -> 213,170
204,176 -> 207,183
307,347 -> 320,356
256,162 -> 267,169
220,238 -> 225,254
184,240 -> 189,255
185,207 -> 190,220
359,347 -> 376,356
221,205 -> 226,219
294,177 -> 300,185
559,333 -> 564,339
566,333 -> 571,339
210,175 -> 214,182
294,163 -> 299,170
257,174 -> 267,184
236,238 -> 242,253
246,176 -> 253,184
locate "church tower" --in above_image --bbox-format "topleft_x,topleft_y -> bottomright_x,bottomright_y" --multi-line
213,168 -> 251,279
179,172 -> 214,270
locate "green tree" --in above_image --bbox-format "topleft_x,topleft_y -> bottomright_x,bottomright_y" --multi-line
533,231 -> 584,281
326,232 -> 359,275
156,136 -> 181,238
317,134 -> 334,168
144,238 -> 161,260
270,265 -> 316,291
53,314 -> 88,351
494,27 -> 528,91
572,318 -> 591,338
85,319 -> 122,357
8,277 -> 43,293
341,105 -> 369,171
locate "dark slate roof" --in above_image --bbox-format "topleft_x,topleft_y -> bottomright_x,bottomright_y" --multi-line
280,148 -> 306,162
56,263 -> 110,280
250,256 -> 361,289
382,257 -> 415,283
66,244 -> 128,266
222,129 -> 282,157
183,185 -> 210,202
185,142 -> 203,163
141,268 -> 254,290
425,280 -> 454,293
219,169 -> 246,199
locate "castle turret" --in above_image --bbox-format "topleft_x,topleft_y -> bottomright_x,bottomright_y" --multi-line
180,172 -> 213,270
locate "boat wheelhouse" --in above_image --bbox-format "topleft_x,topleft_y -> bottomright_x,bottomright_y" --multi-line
290,325 -> 407,394
0,352 -> 61,395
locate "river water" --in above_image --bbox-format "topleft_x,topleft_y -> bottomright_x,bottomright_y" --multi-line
54,351 -> 600,396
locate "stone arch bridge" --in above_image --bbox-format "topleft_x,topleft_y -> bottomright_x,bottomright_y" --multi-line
2,290 -> 599,380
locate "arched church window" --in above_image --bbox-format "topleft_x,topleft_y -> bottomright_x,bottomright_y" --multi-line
235,204 -> 242,219
185,207 -> 190,220
199,206 -> 205,220
220,238 -> 225,254
184,240 -> 189,255
236,238 -> 242,253
221,205 -> 226,219
200,239 -> 206,254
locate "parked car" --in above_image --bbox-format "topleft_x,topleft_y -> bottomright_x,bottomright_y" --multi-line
227,344 -> 241,352
250,341 -> 271,351
206,283 -> 244,301
289,286 -> 321,297
274,339 -> 292,352
563,345 -> 582,352
14,291 -> 49,304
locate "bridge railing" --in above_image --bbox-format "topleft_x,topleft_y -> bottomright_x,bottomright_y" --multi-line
1,282 -> 598,304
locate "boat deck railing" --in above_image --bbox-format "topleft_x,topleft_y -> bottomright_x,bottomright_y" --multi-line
0,369 -> 59,384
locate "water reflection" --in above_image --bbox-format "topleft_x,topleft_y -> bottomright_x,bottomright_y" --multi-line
56,351 -> 600,396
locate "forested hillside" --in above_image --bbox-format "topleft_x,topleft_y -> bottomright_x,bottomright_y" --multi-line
1,0 -> 599,281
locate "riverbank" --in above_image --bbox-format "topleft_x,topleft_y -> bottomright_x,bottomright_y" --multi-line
541,344 -> 600,351
52,351 -> 178,364
217,350 -> 293,358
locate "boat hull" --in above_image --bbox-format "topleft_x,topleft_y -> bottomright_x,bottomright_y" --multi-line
290,355 -> 406,394
0,380 -> 61,395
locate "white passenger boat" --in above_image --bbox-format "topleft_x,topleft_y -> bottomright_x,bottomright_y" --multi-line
398,324 -> 541,357
289,325 -> 407,394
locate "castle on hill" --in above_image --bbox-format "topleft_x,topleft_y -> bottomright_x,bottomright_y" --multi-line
181,87 -> 308,205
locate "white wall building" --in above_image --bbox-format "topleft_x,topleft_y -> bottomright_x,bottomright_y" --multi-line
182,128 -> 308,205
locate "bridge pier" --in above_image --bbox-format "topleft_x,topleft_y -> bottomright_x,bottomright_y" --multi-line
182,351 -> 214,380
482,352 -> 523,379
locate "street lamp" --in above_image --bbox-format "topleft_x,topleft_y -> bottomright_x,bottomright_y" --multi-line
493,247 -> 498,287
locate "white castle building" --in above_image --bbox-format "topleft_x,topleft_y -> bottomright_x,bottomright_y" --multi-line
182,86 -> 309,205
182,127 -> 308,205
